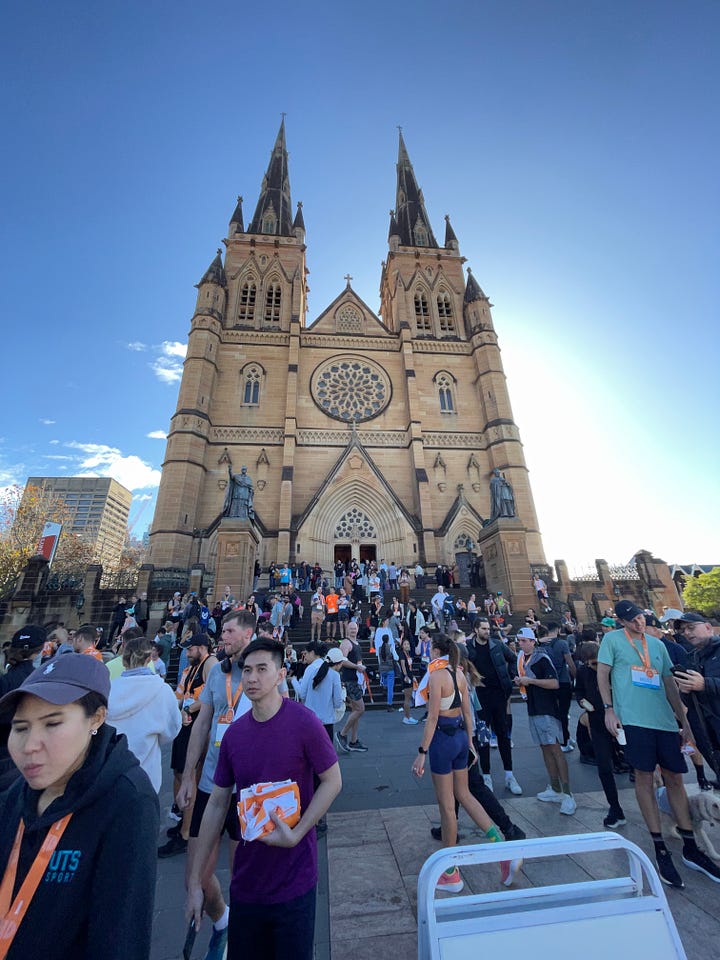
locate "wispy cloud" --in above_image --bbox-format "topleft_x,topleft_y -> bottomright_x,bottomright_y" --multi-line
134,493 -> 153,502
126,341 -> 148,352
146,430 -> 167,440
150,340 -> 187,385
39,418 -> 56,425
49,439 -> 60,445
44,454 -> 74,461
64,442 -> 161,491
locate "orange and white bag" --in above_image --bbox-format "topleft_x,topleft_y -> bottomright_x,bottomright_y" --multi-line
237,780 -> 301,841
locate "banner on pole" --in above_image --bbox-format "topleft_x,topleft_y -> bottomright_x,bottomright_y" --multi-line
38,521 -> 62,565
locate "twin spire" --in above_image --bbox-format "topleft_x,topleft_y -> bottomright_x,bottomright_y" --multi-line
203,123 -> 478,299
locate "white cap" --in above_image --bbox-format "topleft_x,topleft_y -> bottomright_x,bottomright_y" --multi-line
659,608 -> 683,623
516,627 -> 536,640
325,647 -> 344,664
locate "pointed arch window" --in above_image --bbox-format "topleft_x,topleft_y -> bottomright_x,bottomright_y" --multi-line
261,210 -> 277,235
241,364 -> 264,406
414,224 -> 429,247
434,371 -> 457,414
414,290 -> 431,333
437,291 -> 455,333
238,280 -> 257,322
264,282 -> 282,323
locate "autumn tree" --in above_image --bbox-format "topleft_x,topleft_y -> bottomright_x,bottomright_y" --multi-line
682,567 -> 720,618
0,483 -> 95,598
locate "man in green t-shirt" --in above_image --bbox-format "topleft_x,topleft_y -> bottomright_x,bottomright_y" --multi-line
598,600 -> 720,889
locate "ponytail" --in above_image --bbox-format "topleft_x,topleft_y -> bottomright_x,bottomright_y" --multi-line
312,660 -> 331,689
432,632 -> 459,671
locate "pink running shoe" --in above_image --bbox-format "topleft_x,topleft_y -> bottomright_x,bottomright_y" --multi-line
436,867 -> 464,893
500,858 -> 523,887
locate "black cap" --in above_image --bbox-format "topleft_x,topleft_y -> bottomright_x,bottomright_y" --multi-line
678,612 -> 708,624
0,653 -> 110,719
644,614 -> 662,629
9,624 -> 47,650
181,634 -> 210,649
614,600 -> 645,621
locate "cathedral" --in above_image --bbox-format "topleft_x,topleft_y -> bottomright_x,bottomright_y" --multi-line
148,121 -> 546,600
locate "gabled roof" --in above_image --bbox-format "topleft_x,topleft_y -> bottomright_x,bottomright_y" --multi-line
305,284 -> 391,336
436,488 -> 487,537
293,432 -> 420,532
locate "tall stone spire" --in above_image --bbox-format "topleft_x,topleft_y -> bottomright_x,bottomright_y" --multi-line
229,195 -> 244,232
248,118 -> 294,237
393,130 -> 438,249
197,248 -> 226,287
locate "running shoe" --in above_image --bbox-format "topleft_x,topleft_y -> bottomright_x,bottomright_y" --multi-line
503,823 -> 526,842
559,794 -> 577,816
656,849 -> 684,889
682,847 -> 720,883
536,785 -> 564,803
347,739 -> 369,752
402,716 -> 419,725
500,858 -> 523,887
204,925 -> 228,960
436,867 -> 464,893
603,810 -> 626,829
489,735 -> 498,749
157,834 -> 188,858
505,774 -> 522,795
561,743 -> 575,753
430,827 -> 466,843
335,732 -> 350,754
482,774 -> 493,790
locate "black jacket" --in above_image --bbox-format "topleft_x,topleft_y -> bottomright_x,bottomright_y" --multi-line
0,661 -> 36,790
466,635 -> 515,699
0,724 -> 159,960
688,635 -> 720,742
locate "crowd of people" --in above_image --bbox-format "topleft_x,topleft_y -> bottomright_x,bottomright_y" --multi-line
0,560 -> 718,958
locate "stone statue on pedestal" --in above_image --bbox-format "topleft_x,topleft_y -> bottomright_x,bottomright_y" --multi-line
223,465 -> 255,520
489,467 -> 516,521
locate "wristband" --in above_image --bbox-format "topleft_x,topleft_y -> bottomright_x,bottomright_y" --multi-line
603,703 -> 613,710
418,747 -> 427,755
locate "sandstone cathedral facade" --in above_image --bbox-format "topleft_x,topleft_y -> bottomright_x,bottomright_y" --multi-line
148,121 -> 546,603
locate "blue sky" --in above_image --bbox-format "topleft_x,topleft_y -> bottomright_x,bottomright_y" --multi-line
1,1 -> 718,567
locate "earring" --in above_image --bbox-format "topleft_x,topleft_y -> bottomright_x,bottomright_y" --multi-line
91,729 -> 98,736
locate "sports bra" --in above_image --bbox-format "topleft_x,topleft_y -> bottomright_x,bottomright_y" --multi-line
439,667 -> 462,710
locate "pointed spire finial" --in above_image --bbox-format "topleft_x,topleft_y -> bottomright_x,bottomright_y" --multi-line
344,273 -> 353,286
393,130 -> 438,248
249,120 -> 293,235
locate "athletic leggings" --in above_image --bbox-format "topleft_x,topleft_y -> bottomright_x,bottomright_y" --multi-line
450,741 -> 513,835
588,720 -> 621,811
477,687 -> 513,773
557,683 -> 573,746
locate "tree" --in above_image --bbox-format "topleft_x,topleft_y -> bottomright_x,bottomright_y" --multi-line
682,567 -> 720,617
0,484 -> 95,598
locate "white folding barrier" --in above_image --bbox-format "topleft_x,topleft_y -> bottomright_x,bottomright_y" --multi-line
417,832 -> 687,960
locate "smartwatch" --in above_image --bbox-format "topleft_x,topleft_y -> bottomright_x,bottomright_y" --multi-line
418,747 -> 428,755
603,703 -> 613,710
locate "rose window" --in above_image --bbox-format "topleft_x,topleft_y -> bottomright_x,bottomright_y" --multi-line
334,508 -> 375,540
311,356 -> 391,422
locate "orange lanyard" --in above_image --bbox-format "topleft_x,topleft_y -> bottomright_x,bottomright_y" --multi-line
225,672 -> 242,712
0,814 -> 73,958
623,629 -> 653,674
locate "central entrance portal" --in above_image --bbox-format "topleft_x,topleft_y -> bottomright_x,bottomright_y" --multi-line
359,544 -> 376,564
333,543 -> 377,565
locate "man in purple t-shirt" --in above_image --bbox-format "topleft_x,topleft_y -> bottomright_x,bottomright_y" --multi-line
187,637 -> 341,960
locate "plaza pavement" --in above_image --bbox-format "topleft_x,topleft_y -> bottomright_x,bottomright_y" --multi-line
152,701 -> 719,959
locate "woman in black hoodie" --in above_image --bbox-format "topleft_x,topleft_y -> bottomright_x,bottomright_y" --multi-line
0,652 -> 159,960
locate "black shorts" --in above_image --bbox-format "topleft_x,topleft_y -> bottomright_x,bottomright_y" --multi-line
170,724 -> 192,774
189,787 -> 241,841
623,725 -> 687,774
326,612 -> 338,623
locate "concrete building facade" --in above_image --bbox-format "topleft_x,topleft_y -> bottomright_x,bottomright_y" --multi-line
24,476 -> 132,568
148,123 -> 546,601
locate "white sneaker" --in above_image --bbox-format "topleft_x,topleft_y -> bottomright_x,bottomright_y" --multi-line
560,794 -> 577,816
402,716 -> 419,725
483,774 -> 493,790
536,785 -> 563,803
505,774 -> 523,795
561,743 -> 574,753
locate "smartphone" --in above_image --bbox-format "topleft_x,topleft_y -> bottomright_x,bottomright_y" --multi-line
670,665 -> 686,677
182,919 -> 197,960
